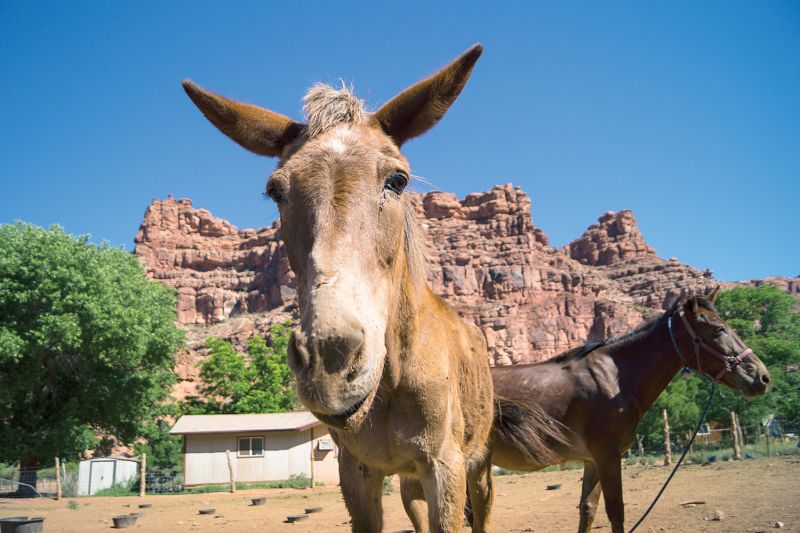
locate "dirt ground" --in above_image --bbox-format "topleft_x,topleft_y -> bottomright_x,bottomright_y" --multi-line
2,456 -> 797,532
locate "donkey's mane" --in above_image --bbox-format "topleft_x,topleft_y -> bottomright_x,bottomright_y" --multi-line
402,196 -> 428,286
303,83 -> 367,138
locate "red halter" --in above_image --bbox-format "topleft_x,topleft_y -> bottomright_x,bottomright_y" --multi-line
675,309 -> 754,382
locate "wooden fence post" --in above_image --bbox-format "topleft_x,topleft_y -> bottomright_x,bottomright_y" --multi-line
139,453 -> 146,497
226,450 -> 236,493
662,409 -> 672,466
309,428 -> 315,489
765,426 -> 771,457
636,434 -> 645,464
730,412 -> 742,460
55,457 -> 62,500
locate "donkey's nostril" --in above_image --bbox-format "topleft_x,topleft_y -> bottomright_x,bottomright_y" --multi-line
287,333 -> 311,373
324,329 -> 364,359
760,373 -> 770,385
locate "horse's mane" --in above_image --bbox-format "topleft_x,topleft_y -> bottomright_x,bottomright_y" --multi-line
578,293 -> 722,359
602,304 -> 675,349
554,293 -> 721,361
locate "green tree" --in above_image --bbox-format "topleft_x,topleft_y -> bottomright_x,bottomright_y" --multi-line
713,286 -> 800,431
638,286 -> 800,449
638,372 -> 705,448
0,223 -> 184,491
134,417 -> 184,472
182,322 -> 297,414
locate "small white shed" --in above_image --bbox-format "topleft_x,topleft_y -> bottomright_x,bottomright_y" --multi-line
170,412 -> 340,487
77,457 -> 140,496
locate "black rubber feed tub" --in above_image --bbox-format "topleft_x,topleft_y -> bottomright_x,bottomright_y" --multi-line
0,516 -> 44,533
112,515 -> 137,529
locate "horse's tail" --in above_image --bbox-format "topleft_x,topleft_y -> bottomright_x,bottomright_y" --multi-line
492,392 -> 570,466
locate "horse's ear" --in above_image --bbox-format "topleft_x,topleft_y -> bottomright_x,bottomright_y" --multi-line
374,44 -> 483,147
182,80 -> 304,157
709,285 -> 721,303
690,296 -> 700,314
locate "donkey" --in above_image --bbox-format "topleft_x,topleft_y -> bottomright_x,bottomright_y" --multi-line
490,290 -> 770,533
182,45 -> 495,532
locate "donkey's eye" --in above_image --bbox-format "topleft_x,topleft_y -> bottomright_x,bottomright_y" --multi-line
715,326 -> 726,335
384,172 -> 409,195
266,184 -> 285,204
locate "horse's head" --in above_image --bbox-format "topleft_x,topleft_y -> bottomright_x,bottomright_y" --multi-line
675,288 -> 770,398
183,45 -> 483,428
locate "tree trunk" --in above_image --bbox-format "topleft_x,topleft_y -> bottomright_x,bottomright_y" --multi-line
662,409 -> 672,466
16,459 -> 40,497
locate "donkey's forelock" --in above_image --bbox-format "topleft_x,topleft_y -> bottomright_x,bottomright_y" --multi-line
303,82 -> 368,138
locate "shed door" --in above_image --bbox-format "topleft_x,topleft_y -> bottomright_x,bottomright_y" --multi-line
89,460 -> 116,495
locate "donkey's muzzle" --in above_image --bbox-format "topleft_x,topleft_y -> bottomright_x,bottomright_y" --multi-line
288,325 -> 373,416
288,328 -> 364,374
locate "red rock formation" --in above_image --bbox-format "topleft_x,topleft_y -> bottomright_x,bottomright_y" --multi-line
568,210 -> 656,266
133,185 -> 798,396
134,196 -> 295,326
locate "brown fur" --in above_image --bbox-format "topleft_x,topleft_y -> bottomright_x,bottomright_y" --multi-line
490,292 -> 770,533
183,44 -> 494,533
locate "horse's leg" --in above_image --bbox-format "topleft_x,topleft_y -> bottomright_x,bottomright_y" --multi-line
400,476 -> 429,533
466,455 -> 493,533
576,461 -> 602,533
594,448 -> 625,533
418,444 -> 467,533
339,446 -> 384,533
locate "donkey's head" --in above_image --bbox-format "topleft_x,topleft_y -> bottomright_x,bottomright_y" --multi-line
676,288 -> 770,398
183,45 -> 483,428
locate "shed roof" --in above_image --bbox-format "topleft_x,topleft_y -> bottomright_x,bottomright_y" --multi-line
170,412 -> 321,435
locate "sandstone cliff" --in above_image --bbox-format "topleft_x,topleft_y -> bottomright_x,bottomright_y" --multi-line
133,185 -> 797,397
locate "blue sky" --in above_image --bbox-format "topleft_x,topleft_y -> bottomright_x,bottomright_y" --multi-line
1,1 -> 798,281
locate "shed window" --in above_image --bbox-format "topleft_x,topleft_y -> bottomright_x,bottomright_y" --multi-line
238,437 -> 264,457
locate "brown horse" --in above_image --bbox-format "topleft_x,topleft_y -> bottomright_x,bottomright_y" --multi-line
490,290 -> 770,533
182,46 -> 495,533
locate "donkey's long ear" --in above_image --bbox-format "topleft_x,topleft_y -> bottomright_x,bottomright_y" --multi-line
374,44 -> 483,147
709,285 -> 721,304
182,80 -> 304,157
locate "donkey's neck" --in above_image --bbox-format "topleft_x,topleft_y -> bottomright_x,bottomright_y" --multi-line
612,315 -> 685,415
381,265 -> 427,388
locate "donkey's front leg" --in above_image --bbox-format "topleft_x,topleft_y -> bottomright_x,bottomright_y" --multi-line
339,446 -> 385,533
466,453 -> 493,533
418,444 -> 467,533
400,476 -> 429,533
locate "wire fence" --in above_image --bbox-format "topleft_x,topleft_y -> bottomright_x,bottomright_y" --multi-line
0,461 -> 78,499
1,418 -> 795,499
626,417 -> 798,466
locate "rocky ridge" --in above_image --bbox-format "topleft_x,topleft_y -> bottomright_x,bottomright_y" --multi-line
133,185 -> 797,398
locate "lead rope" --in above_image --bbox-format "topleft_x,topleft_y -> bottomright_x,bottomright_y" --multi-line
628,316 -> 717,533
